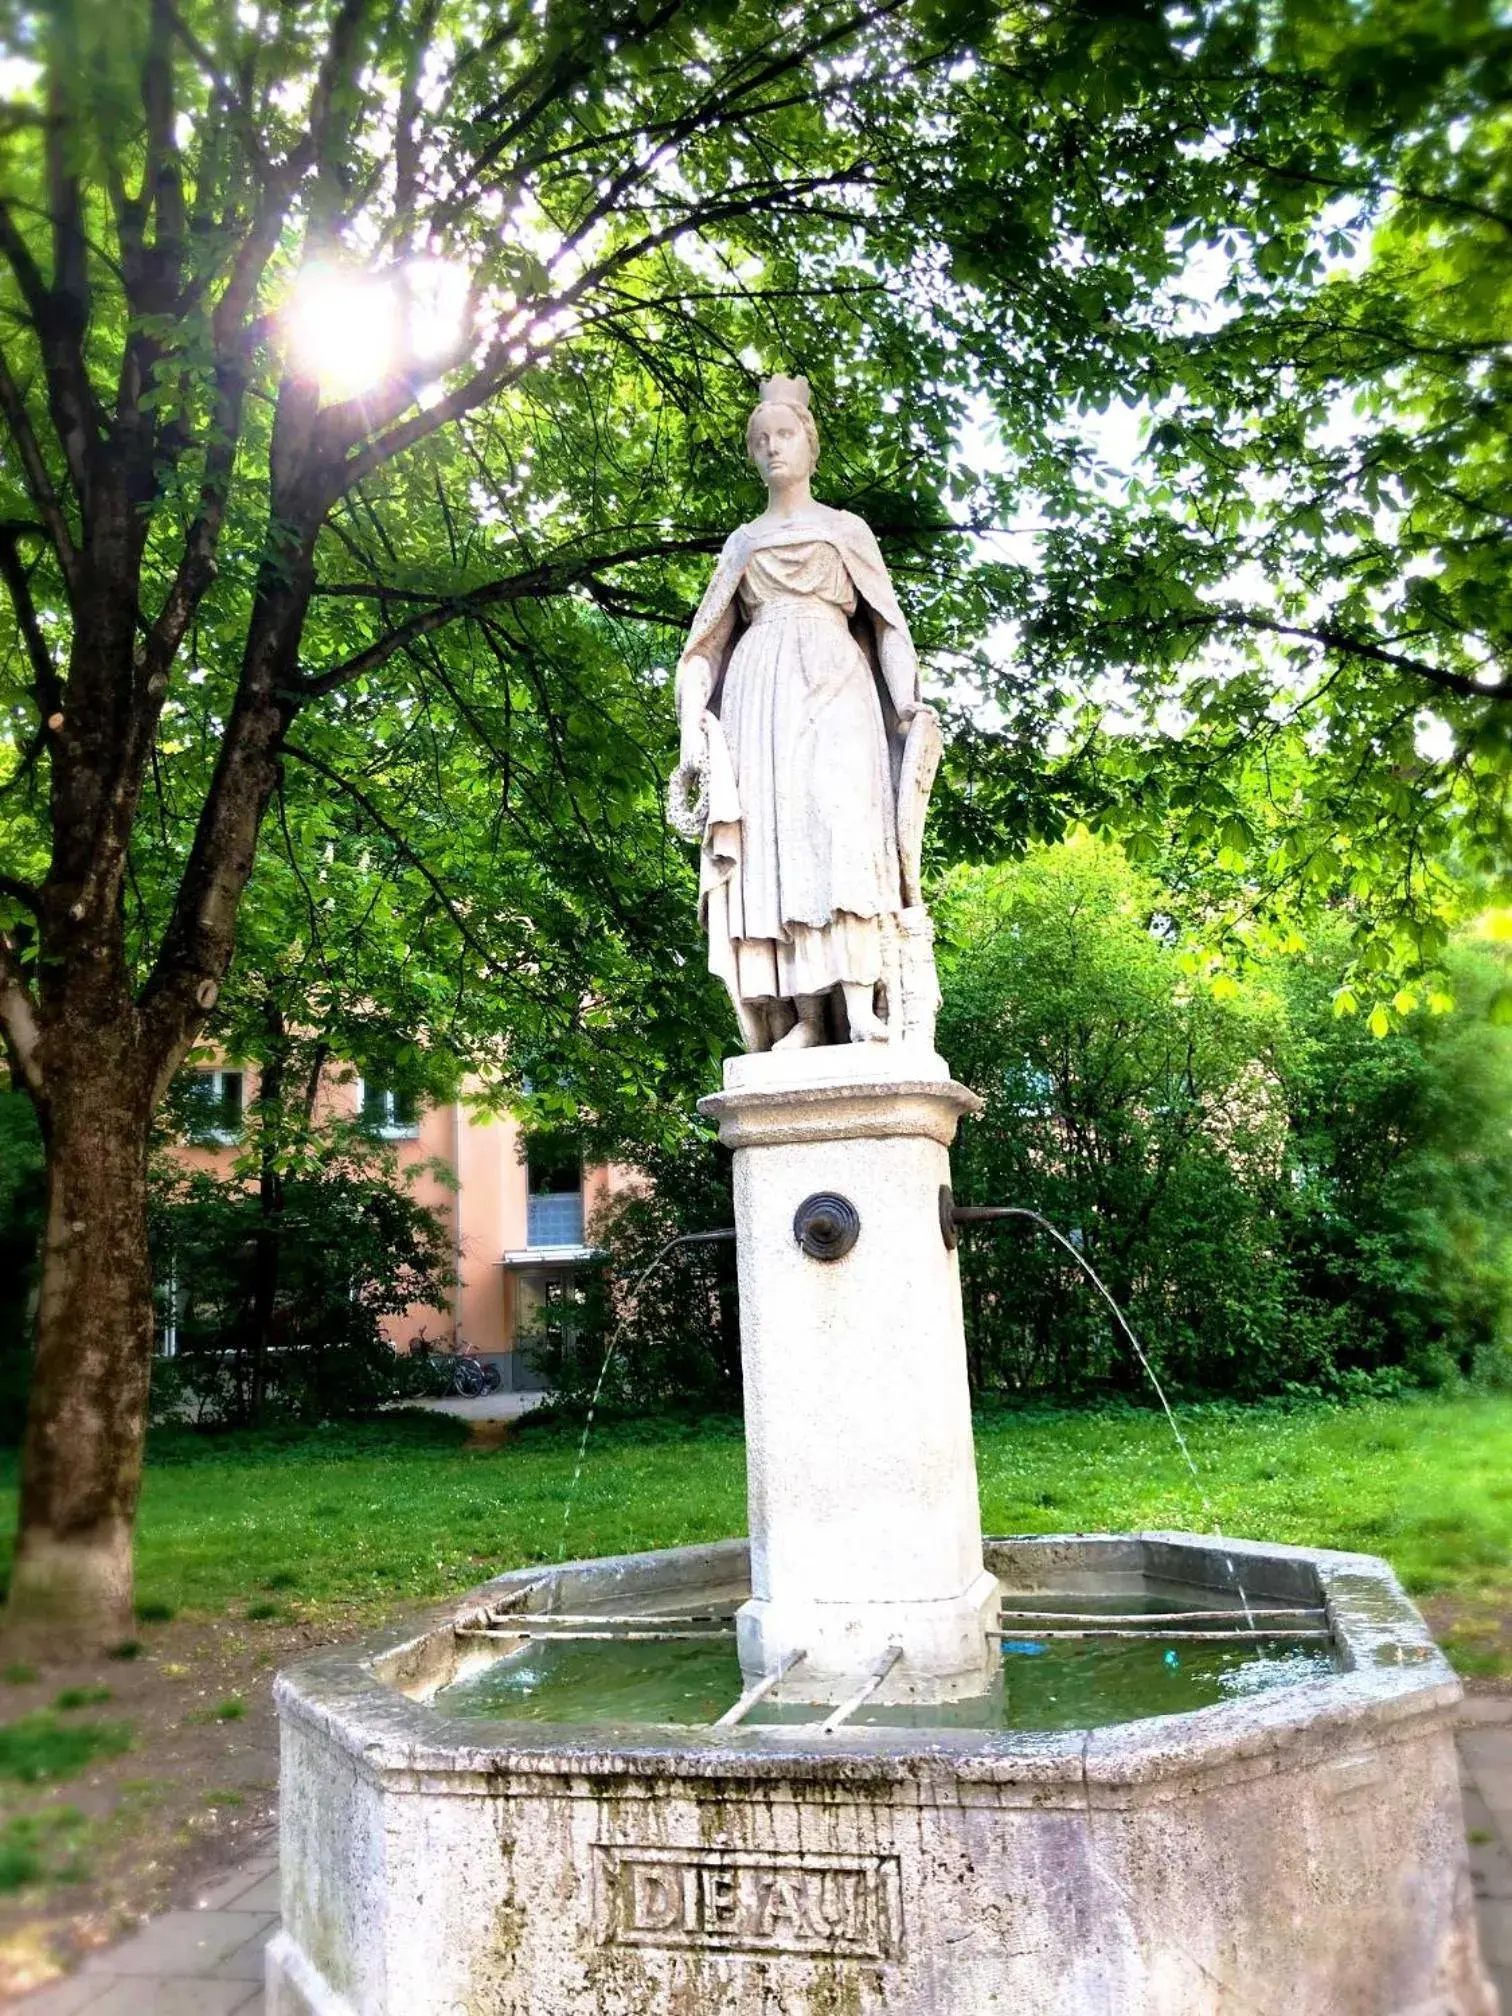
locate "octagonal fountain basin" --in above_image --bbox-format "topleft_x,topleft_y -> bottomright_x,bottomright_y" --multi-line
268,1531 -> 1494,2016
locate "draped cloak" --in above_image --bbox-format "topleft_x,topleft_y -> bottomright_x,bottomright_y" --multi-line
675,505 -> 922,1015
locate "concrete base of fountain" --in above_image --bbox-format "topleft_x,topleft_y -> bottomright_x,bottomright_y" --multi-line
268,1531 -> 1494,2015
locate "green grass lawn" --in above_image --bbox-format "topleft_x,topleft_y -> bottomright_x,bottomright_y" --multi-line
2,1393 -> 1511,1630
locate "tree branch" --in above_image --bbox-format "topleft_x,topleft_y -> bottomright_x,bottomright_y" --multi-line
0,934 -> 44,1101
139,0 -> 187,258
38,57 -> 100,508
113,0 -> 189,441
297,535 -> 720,697
140,245 -> 267,683
533,1 -> 901,279
306,0 -> 374,238
1210,609 -> 1511,703
392,0 -> 442,249
1223,144 -> 1512,240
0,187 -> 97,516
139,577 -> 315,1084
0,519 -> 62,716
0,339 -> 78,581
337,172 -> 864,494
0,195 -> 50,324
281,738 -> 503,975
167,4 -> 274,181
442,0 -> 687,223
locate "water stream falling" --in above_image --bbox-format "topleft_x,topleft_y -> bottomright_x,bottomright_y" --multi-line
558,1228 -> 733,1555
956,1205 -> 1256,1626
557,1203 -> 1253,1623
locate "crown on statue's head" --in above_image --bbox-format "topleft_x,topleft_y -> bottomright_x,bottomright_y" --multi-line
758,373 -> 811,411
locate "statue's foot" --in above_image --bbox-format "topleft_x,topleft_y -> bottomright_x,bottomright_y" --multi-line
847,1008 -> 890,1044
773,1016 -> 822,1052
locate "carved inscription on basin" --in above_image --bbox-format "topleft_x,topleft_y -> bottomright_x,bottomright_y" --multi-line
593,1844 -> 903,1960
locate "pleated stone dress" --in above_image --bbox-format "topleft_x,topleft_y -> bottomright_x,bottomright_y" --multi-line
712,538 -> 900,1003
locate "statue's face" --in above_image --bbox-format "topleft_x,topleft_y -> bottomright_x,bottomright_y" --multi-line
749,404 -> 812,486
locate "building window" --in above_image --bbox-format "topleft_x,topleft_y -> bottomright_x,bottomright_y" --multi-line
154,1261 -> 181,1358
184,1068 -> 244,1143
525,1130 -> 584,1248
358,1080 -> 421,1139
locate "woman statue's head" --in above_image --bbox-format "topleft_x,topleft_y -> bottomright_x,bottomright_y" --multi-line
746,374 -> 820,486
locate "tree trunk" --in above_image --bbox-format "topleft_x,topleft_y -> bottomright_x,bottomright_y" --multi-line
7,1058 -> 154,1645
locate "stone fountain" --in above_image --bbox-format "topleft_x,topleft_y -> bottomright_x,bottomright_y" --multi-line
269,380 -> 1494,2014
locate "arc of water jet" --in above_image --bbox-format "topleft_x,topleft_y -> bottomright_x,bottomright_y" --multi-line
559,1228 -> 735,1554
952,1204 -> 1257,1627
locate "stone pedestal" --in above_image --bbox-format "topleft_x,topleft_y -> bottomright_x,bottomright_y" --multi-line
699,1046 -> 996,1703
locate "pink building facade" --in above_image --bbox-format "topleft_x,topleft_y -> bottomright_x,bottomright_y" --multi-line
175,1064 -> 621,1388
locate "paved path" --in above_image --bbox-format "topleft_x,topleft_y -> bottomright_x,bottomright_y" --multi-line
13,1854 -> 277,2013
15,1706 -> 1512,2012
1460,1699 -> 1512,2007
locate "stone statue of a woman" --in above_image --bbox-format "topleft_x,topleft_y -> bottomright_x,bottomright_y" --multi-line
670,376 -> 941,1054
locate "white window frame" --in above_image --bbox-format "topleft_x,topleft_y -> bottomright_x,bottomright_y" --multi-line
156,1259 -> 180,1357
188,1066 -> 244,1144
356,1078 -> 421,1139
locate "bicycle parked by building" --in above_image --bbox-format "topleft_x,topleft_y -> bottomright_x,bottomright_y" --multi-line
405,1335 -> 502,1398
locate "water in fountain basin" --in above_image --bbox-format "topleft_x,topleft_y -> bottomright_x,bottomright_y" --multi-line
432,1588 -> 1337,1734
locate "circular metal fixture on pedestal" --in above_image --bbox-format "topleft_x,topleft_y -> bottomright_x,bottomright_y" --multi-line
939,1183 -> 958,1250
793,1192 -> 860,1262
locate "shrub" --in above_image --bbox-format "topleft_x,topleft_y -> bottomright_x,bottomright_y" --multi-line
149,1126 -> 454,1427
1273,929 -> 1512,1389
937,840 -> 1512,1402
